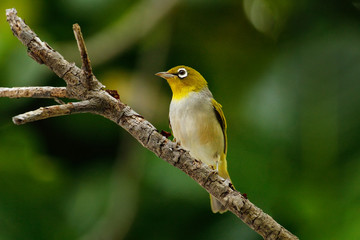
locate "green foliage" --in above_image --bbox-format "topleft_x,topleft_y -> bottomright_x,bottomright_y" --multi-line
1,0 -> 360,239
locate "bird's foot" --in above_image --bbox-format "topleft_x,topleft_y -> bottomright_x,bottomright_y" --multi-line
172,138 -> 182,148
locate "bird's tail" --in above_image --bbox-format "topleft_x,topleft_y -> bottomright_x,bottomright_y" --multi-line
210,154 -> 231,213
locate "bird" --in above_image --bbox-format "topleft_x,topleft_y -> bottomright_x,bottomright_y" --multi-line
156,65 -> 232,213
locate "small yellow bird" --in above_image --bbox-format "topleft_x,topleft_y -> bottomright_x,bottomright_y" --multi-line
156,65 -> 232,213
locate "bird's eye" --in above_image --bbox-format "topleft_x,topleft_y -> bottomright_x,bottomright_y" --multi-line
177,68 -> 188,79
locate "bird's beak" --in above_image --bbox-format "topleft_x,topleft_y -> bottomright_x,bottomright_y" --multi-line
155,71 -> 175,79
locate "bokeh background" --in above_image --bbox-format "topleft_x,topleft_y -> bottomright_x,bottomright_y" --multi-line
0,0 -> 360,239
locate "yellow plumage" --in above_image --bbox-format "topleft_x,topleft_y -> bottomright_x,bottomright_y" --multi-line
156,65 -> 231,213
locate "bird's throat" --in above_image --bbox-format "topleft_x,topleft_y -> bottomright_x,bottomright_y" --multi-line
167,80 -> 204,101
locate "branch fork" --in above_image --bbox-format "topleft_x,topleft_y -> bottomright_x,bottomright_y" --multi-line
1,8 -> 298,240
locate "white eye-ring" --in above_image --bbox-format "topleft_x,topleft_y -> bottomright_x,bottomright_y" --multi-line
177,68 -> 188,79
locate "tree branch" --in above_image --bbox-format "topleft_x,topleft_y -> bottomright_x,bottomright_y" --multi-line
12,100 -> 96,125
2,8 -> 298,240
0,86 -> 68,98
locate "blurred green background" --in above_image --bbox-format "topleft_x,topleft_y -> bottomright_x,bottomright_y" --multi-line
1,0 -> 360,239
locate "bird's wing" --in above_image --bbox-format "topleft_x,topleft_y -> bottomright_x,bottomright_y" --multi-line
211,98 -> 227,155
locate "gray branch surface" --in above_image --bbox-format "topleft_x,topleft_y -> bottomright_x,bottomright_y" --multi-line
2,8 -> 298,240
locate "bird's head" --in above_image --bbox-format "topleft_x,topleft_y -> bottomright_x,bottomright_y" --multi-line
156,65 -> 208,100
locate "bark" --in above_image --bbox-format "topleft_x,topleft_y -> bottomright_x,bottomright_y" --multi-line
2,8 -> 298,240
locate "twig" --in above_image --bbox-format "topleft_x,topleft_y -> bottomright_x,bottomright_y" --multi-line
73,23 -> 93,89
2,8 -> 298,240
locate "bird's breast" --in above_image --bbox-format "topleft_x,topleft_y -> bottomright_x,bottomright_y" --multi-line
169,91 -> 224,166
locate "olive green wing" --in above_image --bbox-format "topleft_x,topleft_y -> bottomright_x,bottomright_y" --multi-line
211,99 -> 227,155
